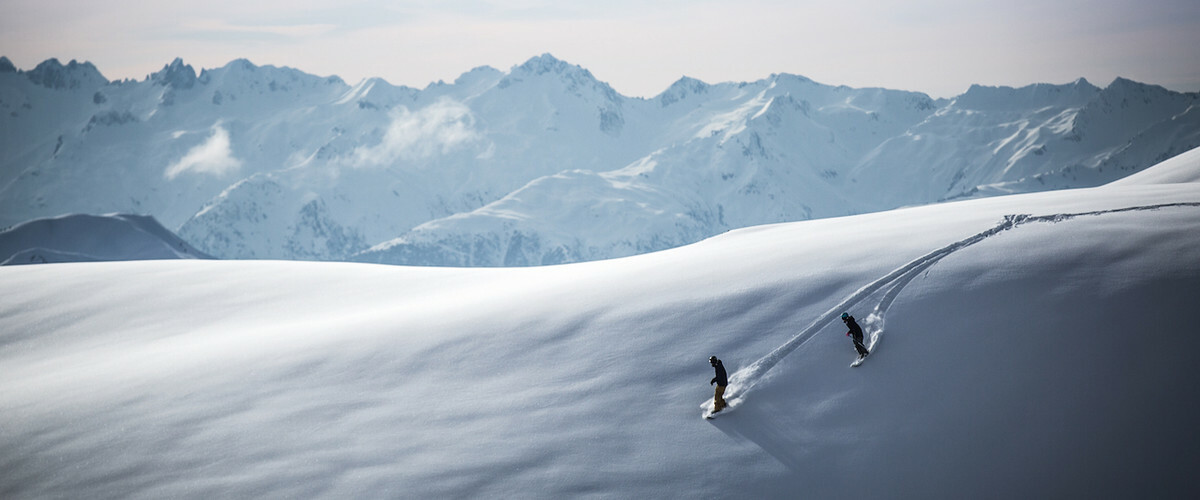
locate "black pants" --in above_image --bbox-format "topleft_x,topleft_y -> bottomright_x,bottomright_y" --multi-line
852,333 -> 869,356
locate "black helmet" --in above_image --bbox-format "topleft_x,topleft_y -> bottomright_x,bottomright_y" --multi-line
709,356 -> 719,363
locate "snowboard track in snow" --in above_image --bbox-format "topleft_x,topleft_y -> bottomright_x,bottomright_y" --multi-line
722,202 -> 1200,402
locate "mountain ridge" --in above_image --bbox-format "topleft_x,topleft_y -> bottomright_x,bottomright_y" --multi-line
2,54 -> 1197,265
0,213 -> 212,265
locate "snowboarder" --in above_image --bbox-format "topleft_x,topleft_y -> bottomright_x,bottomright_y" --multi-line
709,356 -> 728,413
842,312 -> 870,359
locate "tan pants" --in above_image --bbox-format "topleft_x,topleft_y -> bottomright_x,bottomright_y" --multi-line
713,385 -> 727,412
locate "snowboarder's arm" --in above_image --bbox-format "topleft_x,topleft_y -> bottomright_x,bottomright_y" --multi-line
710,377 -> 717,385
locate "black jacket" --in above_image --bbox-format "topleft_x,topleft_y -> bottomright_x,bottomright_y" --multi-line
844,316 -> 864,338
711,361 -> 728,387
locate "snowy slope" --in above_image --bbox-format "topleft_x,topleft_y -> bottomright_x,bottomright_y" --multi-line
1108,143 -> 1200,185
3,55 -> 1198,265
2,151 -> 1198,498
0,213 -> 212,265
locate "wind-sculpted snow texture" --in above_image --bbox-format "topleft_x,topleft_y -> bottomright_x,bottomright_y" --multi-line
2,55 -> 1198,265
724,202 -> 1200,403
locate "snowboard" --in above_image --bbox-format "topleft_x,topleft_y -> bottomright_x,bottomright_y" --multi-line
850,327 -> 882,367
704,406 -> 731,419
703,397 -> 739,419
850,353 -> 868,367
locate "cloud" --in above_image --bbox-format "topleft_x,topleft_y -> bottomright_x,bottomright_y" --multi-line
165,124 -> 243,180
348,99 -> 482,168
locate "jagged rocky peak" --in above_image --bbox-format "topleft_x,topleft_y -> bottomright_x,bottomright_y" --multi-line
0,56 -> 16,73
741,93 -> 811,130
514,53 -> 578,76
1083,77 -> 1195,128
509,53 -> 601,86
192,58 -> 348,96
659,76 -> 711,106
501,53 -> 620,102
761,93 -> 806,117
347,77 -> 415,106
455,65 -> 503,86
771,73 -> 817,87
25,58 -> 108,90
1100,77 -> 1174,98
909,93 -> 939,111
152,57 -> 198,90
953,78 -> 1101,111
228,58 -> 259,72
771,73 -> 845,100
419,65 -> 504,96
198,58 -> 261,83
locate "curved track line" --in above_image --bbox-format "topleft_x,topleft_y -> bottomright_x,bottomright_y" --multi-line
722,202 -> 1200,402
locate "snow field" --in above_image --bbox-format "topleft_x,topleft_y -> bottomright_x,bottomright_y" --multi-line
2,162 -> 1200,497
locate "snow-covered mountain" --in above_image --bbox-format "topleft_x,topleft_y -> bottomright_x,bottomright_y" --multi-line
2,148 -> 1198,498
0,213 -> 212,265
3,55 -> 1198,265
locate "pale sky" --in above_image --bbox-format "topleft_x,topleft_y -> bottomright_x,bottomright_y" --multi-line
2,0 -> 1198,99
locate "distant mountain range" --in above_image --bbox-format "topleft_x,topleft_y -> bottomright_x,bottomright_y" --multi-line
2,54 -> 1197,266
